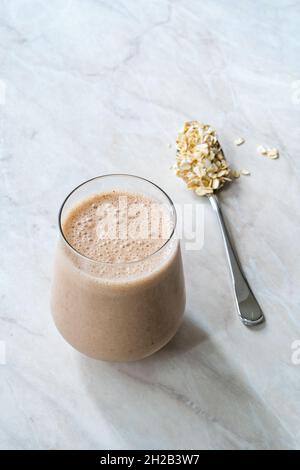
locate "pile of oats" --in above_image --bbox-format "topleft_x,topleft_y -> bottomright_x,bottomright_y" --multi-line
173,121 -> 233,196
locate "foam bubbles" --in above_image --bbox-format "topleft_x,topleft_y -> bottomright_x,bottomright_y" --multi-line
63,191 -> 173,268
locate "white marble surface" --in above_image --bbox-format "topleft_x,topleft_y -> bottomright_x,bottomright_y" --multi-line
0,0 -> 300,450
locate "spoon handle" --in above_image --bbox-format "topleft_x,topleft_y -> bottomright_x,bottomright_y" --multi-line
208,193 -> 264,326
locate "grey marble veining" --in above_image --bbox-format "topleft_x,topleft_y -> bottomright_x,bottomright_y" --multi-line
0,0 -> 300,450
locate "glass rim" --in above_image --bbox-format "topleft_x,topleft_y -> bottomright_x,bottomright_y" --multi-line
58,174 -> 177,265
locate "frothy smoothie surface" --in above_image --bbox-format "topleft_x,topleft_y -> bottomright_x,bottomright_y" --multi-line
63,191 -> 173,263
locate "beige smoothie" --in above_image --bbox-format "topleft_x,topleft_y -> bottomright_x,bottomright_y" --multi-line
51,186 -> 185,361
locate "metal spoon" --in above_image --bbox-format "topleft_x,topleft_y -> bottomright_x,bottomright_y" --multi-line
208,193 -> 264,326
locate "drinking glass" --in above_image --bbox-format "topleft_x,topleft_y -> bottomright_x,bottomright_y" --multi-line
51,174 -> 186,361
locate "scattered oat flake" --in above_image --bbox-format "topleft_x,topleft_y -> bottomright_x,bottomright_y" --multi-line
257,145 -> 279,159
241,169 -> 251,175
234,137 -> 245,146
266,148 -> 279,159
257,145 -> 267,155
